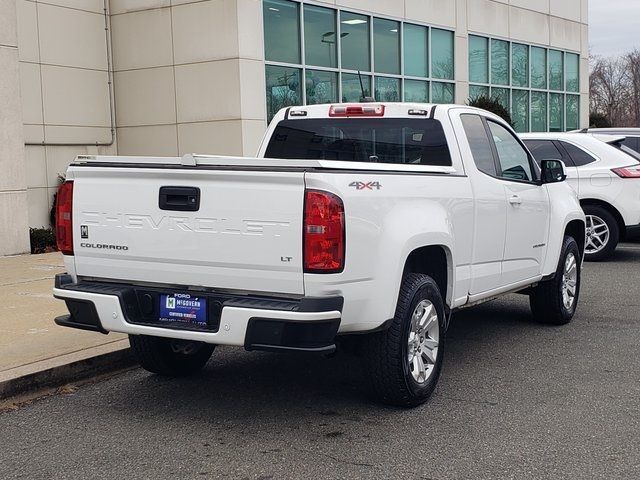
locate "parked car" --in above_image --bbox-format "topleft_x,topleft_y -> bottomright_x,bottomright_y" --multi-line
522,132 -> 640,260
52,103 -> 585,407
577,128 -> 640,154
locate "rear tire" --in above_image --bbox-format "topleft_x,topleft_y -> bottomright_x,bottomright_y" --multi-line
129,335 -> 215,376
361,274 -> 446,408
583,205 -> 619,261
530,235 -> 581,325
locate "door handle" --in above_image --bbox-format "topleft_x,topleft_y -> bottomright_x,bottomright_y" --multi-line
508,195 -> 522,205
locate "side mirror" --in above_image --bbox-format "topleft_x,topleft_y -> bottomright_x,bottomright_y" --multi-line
540,159 -> 567,184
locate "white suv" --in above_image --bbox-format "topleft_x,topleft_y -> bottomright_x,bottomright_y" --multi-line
521,133 -> 640,260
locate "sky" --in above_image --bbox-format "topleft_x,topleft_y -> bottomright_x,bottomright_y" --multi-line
589,0 -> 640,57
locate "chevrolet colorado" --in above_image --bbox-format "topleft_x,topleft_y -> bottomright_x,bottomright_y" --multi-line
53,103 -> 585,407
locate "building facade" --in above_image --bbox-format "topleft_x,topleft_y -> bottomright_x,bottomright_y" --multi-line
1,0 -> 589,255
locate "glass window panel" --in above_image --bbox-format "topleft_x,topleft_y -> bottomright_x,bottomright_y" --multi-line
566,94 -> 579,130
342,73 -> 371,102
303,5 -> 337,68
491,39 -> 509,86
523,140 -> 564,162
264,118 -> 452,166
549,49 -> 564,91
469,35 -> 488,84
404,79 -> 429,102
512,43 -> 529,87
306,70 -> 338,105
265,65 -> 301,122
340,12 -> 370,71
469,85 -> 489,100
404,23 -> 428,77
488,121 -> 533,182
373,18 -> 400,74
549,93 -> 564,132
461,114 -> 497,176
375,76 -> 400,101
531,91 -> 548,132
491,87 -> 510,110
431,28 -> 454,80
560,141 -> 597,166
432,82 -> 454,103
512,89 -> 529,133
531,47 -> 547,89
566,53 -> 579,92
263,0 -> 300,64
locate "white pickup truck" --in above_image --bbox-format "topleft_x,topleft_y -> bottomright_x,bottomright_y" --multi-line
53,103 -> 585,407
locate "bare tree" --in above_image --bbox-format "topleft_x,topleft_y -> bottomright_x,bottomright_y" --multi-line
590,50 -> 640,127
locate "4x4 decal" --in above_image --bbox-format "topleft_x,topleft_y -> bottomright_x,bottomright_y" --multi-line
349,181 -> 382,190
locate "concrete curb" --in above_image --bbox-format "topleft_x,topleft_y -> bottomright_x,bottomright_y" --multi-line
0,340 -> 136,401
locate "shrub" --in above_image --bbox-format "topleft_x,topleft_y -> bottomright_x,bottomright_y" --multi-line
468,95 -> 515,128
589,112 -> 612,128
30,227 -> 57,254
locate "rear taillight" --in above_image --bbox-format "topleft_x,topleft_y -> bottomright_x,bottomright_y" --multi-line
56,181 -> 74,255
329,104 -> 385,117
612,165 -> 640,178
304,190 -> 345,273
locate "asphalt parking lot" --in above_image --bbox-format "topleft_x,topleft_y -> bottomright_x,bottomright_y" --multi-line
1,242 -> 640,480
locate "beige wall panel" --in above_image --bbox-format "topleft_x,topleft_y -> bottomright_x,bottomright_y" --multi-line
455,0 -> 467,35
550,0 -> 580,22
44,125 -> 113,143
241,119 -> 266,156
1,191 -> 31,253
467,0 -> 509,38
336,0 -> 403,19
23,124 -> 44,144
0,47 -> 27,192
110,0 -> 170,15
580,23 -> 588,57
19,61 -> 43,124
239,59 -> 266,121
508,6 -> 549,45
510,0 -> 549,14
580,94 -> 588,128
178,120 -> 243,156
549,17 -> 580,51
110,8 -> 173,70
27,187 -> 49,228
237,0 -> 263,60
580,0 -> 588,24
114,67 -> 176,126
38,3 -> 108,70
455,81 -> 469,105
175,60 -> 241,123
38,0 -> 104,14
45,146 -> 89,186
24,146 -> 47,189
580,57 -> 588,95
116,124 -> 178,156
3,204 -> 30,253
41,65 -> 110,127
16,0 -> 39,62
172,0 -> 239,64
0,0 -> 18,47
454,35 -> 468,93
405,0 -> 456,28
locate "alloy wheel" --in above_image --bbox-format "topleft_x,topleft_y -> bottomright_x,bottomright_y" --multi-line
585,215 -> 610,254
407,299 -> 439,384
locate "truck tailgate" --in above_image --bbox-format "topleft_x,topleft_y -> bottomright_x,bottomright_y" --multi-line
70,166 -> 305,295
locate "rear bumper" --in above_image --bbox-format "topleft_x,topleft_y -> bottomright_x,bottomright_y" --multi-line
53,274 -> 342,353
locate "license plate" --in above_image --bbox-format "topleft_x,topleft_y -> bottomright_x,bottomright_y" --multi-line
159,294 -> 207,327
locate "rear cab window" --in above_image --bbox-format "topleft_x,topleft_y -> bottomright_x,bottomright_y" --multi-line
264,118 -> 452,166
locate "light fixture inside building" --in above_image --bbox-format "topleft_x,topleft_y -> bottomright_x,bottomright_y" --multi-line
341,19 -> 367,25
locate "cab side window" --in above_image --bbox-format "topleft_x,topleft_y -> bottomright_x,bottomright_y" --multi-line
487,121 -> 534,182
461,114 -> 497,176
